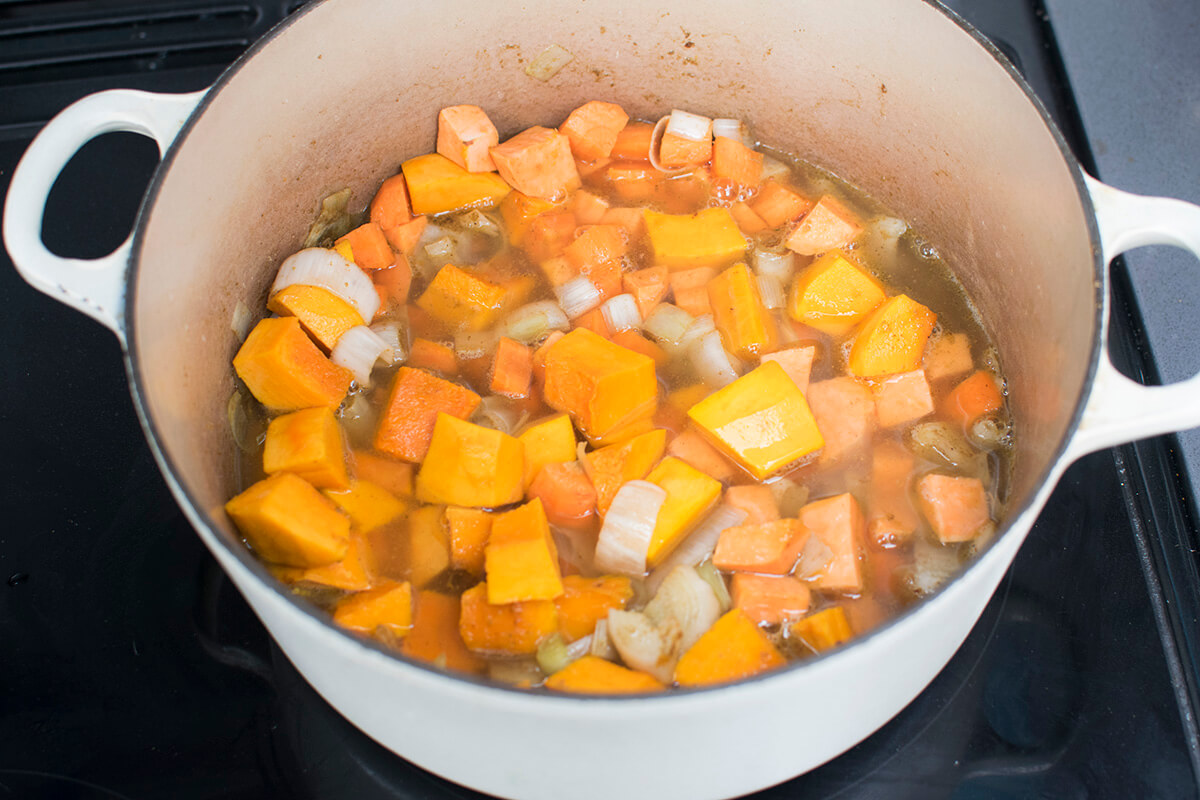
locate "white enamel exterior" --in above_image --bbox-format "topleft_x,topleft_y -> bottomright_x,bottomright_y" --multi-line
7,1 -> 1200,798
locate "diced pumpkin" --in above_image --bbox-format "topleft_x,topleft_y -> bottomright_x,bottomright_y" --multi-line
674,609 -> 786,687
323,480 -> 409,533
233,317 -> 353,413
798,493 -> 865,593
414,414 -> 525,508
785,195 -> 862,255
445,507 -> 493,576
225,472 -> 349,568
545,655 -> 663,694
273,528 -> 374,592
731,573 -> 811,625
332,580 -> 413,635
437,104 -> 499,173
498,191 -> 561,247
707,262 -> 779,359
373,367 -> 482,463
790,606 -> 854,652
712,519 -> 808,574
402,590 -> 486,674
402,504 -> 451,588
350,450 -> 414,497
786,250 -> 886,337
527,461 -> 598,528
490,126 -> 581,200
581,428 -> 668,513
687,361 -> 824,480
458,582 -> 558,656
609,329 -> 667,366
643,208 -> 748,271
518,414 -> 578,488
847,294 -> 938,378
262,406 -> 349,490
644,456 -> 723,566
916,473 -> 992,543
555,575 -> 633,642
401,152 -> 512,216
417,264 -> 508,331
266,284 -> 365,351
485,498 -> 564,604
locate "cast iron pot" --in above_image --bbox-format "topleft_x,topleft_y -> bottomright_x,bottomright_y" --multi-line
7,1 -> 1200,797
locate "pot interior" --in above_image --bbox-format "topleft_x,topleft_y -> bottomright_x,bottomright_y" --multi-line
129,0 -> 1096,633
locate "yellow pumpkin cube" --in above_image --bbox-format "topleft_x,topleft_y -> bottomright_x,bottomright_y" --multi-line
787,249 -> 887,336
485,498 -> 564,604
458,582 -> 558,656
446,507 -> 493,576
404,504 -> 451,588
262,406 -> 349,490
266,284 -> 365,351
687,360 -> 825,480
273,529 -> 374,592
417,264 -> 508,331
517,414 -> 578,488
545,655 -> 664,694
643,208 -> 748,271
582,427 -> 667,514
707,262 -> 779,359
225,472 -> 349,568
847,294 -> 938,378
232,317 -> 353,413
790,606 -> 854,652
644,456 -> 723,566
332,580 -> 413,635
401,152 -> 511,216
323,480 -> 409,533
674,609 -> 786,688
414,414 -> 525,508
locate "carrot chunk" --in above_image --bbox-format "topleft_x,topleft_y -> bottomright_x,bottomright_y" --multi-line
712,136 -> 763,188
873,369 -> 935,428
610,121 -> 655,162
785,195 -> 862,255
787,249 -> 886,337
707,262 -> 779,359
233,317 -> 353,413
262,406 -> 349,490
545,655 -> 664,694
225,472 -> 350,568
401,590 -> 486,674
490,126 -> 581,200
401,153 -> 511,216
559,100 -> 630,161
760,344 -> 816,394
446,507 -> 493,576
406,338 -> 458,376
674,609 -> 786,687
731,573 -> 811,625
748,179 -> 812,228
581,428 -> 667,514
333,581 -> 413,636
790,606 -> 854,652
643,208 -> 748,271
848,294 -> 938,378
916,473 -> 992,543
723,485 -> 780,525
458,582 -> 558,656
373,367 -> 481,463
489,336 -> 534,399
712,519 -> 808,574
369,173 -> 413,229
867,440 -> 919,547
267,284 -> 365,351
943,370 -> 1003,427
555,575 -> 633,642
798,493 -> 865,593
622,265 -> 669,318
527,461 -> 597,529
485,498 -> 564,604
437,104 -> 499,173
414,414 -> 525,508
336,221 -> 395,270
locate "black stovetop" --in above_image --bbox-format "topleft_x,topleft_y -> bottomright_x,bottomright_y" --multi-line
2,2 -> 1198,798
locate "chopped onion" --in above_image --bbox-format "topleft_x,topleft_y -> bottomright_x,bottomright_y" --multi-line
594,480 -> 667,576
488,659 -> 544,686
694,560 -> 732,612
767,477 -> 810,517
502,300 -> 570,344
456,209 -> 501,236
906,535 -> 962,598
454,329 -> 495,360
754,248 -> 795,283
423,236 -> 455,264
690,329 -> 741,388
369,319 -> 406,365
339,391 -> 377,443
712,118 -> 752,146
330,325 -> 390,386
590,619 -> 616,660
756,274 -> 785,310
760,155 -> 791,182
554,275 -> 603,319
606,609 -> 677,684
525,43 -> 573,81
230,300 -> 253,342
666,109 -> 713,142
643,565 -> 721,654
600,293 -> 641,332
872,216 -> 908,240
642,302 -> 694,345
679,314 -> 716,349
907,421 -> 989,479
795,533 -> 834,580
474,395 -> 525,435
645,505 -> 747,594
270,248 -> 380,322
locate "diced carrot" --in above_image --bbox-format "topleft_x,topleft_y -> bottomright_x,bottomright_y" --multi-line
572,307 -> 611,338
609,329 -> 667,366
867,440 -> 919,547
517,413 -> 577,488
370,173 -> 414,229
622,265 -> 669,318
437,104 -> 499,173
527,461 -> 598,529
373,367 -> 481,462
943,370 -> 1003,427
371,255 -> 413,310
674,609 -> 786,687
571,189 -> 610,224
225,472 -> 350,568
712,518 -> 807,574
604,161 -> 661,204
873,369 -> 935,428
401,590 -> 487,674
729,201 -> 769,235
665,428 -> 739,484
323,479 -> 409,534
731,573 -> 811,625
266,284 -> 365,351
274,528 -> 374,592
916,473 -> 992,543
555,575 -> 633,642
417,264 -> 508,331
581,428 -> 667,514
787,249 -> 886,337
490,126 -> 581,200
798,493 -> 865,593
760,344 -> 816,394
402,503 -> 451,588
559,100 -> 630,161
262,406 -> 350,491
545,655 -> 663,694
485,498 -> 563,604
785,195 -> 862,255
445,507 -> 492,576
749,179 -> 813,228
712,136 -> 763,188
923,332 -> 974,382
610,121 -> 654,161
401,153 -> 511,216
382,215 -> 428,258
489,336 -> 534,399
707,262 -> 779,359
406,338 -> 458,376
458,582 -> 558,656
803,376 -> 877,468
723,485 -> 780,525
790,606 -> 853,652
658,131 -> 712,169
848,294 -> 938,378
233,317 -> 353,413
415,415 -> 525,508
600,206 -> 646,237
333,580 -> 413,637
524,211 -> 578,262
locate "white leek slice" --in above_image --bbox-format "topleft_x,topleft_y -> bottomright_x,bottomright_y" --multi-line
330,325 -> 389,386
600,293 -> 641,332
594,480 -> 667,577
457,209 -> 501,236
554,275 -> 603,319
643,565 -> 721,655
679,314 -> 716,349
690,329 -> 741,388
369,319 -> 406,366
642,303 -> 694,346
606,609 -> 678,684
589,619 -> 617,660
270,248 -> 380,322
712,118 -> 753,147
756,274 -> 785,311
645,505 -> 747,594
666,109 -> 713,142
474,395 -> 527,436
753,248 -> 796,283
502,300 -> 570,344
908,536 -> 962,598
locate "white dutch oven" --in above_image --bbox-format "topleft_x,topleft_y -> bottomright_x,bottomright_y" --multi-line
6,0 -> 1200,797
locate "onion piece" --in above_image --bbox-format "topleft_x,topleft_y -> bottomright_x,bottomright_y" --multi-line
535,632 -> 572,675
423,236 -> 455,264
756,274 -> 785,311
694,561 -> 732,613
339,390 -> 377,443
330,325 -> 390,386
600,293 -> 641,332
606,609 -> 678,684
666,109 -> 713,142
795,533 -> 834,580
230,300 -> 253,343
474,395 -> 526,435
642,303 -> 694,346
270,248 -> 380,322
679,314 -> 716,349
690,329 -> 741,388
554,275 -> 603,319
645,505 -> 747,594
906,535 -> 962,598
712,118 -> 752,146
590,619 -> 616,660
456,209 -> 501,236
753,248 -> 796,283
594,480 -> 667,577
488,659 -> 544,686
454,329 -> 495,360
643,565 -> 721,654
368,319 -> 406,365
502,300 -> 570,344
227,387 -> 267,454
525,43 -> 573,81
767,477 -> 810,518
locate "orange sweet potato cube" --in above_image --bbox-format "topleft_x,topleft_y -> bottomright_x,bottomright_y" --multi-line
383,215 -> 427,259
233,317 -> 353,413
731,573 -> 811,625
760,345 -> 816,394
273,528 -> 374,592
749,179 -> 812,228
485,499 -> 564,604
499,191 -> 561,247
559,100 -> 630,161
867,440 -> 920,547
406,338 -> 458,376
370,173 -> 413,230
848,294 -> 938,378
799,493 -> 866,593
323,479 -> 409,533
712,519 -> 808,575
623,266 -> 670,318
610,121 -> 654,161
414,414 -> 525,508
401,504 -> 451,589
437,104 -> 500,173
942,370 -> 1004,427
923,332 -> 974,382
336,221 -> 395,270
401,590 -> 487,674
262,406 -> 349,490
723,485 -> 780,525
674,609 -> 786,688
542,328 -> 658,443
490,126 -> 581,201
916,473 -> 992,543
373,367 -> 481,463
873,369 -> 935,428
332,580 -> 413,635
225,472 -> 349,568
665,429 -> 739,485
445,507 -> 493,576
545,655 -> 664,694
712,136 -> 763,188
657,131 -> 712,169
458,582 -> 558,656
554,575 -> 633,642
490,336 -> 534,399
806,376 -> 878,468
730,201 -> 769,235
266,284 -> 365,351
785,194 -> 862,255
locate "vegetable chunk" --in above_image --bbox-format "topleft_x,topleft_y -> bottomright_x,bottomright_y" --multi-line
916,473 -> 992,542
417,264 -> 508,331
267,285 -> 365,351
712,519 -> 808,574
785,195 -> 862,255
414,414 -> 525,508
333,581 -> 413,635
402,590 -> 486,674
848,294 -> 937,378
644,456 -> 723,567
401,153 -> 511,215
643,208 -> 748,271
872,369 -> 934,428
791,606 -> 853,652
806,377 -> 877,467
458,582 -> 558,656
233,317 -> 353,413
559,100 -> 630,161
373,367 -> 482,463
485,498 -> 564,604
518,414 -> 578,488
707,262 -> 779,359
262,406 -> 349,490
225,472 -> 349,568
787,250 -> 885,336
446,507 -> 492,575
582,428 -> 667,513
555,575 -> 633,642
545,655 -> 664,694
674,609 -> 786,687
798,493 -> 865,593
490,126 -> 581,200
437,104 -> 499,173
731,573 -> 811,625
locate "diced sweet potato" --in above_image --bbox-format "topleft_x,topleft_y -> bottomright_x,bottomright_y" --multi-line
527,461 -> 597,529
806,377 -> 877,468
600,206 -> 646,236
266,284 -> 365,351
658,131 -> 712,169
336,221 -> 395,270
790,606 -> 853,652
564,225 -> 627,298
712,136 -> 763,188
923,332 -> 974,382
673,286 -> 711,317
582,428 -> 667,513
225,472 -> 349,568
848,294 -> 938,378
414,414 -> 525,508
731,573 -> 811,625
623,265 -> 669,318
916,473 -> 992,543
712,518 -> 807,574
674,609 -> 786,687
571,189 -> 610,224
324,480 -> 409,533
372,256 -> 413,311
799,493 -> 865,593
785,195 -> 862,255
417,264 -> 508,331
610,121 -> 654,161
760,345 -> 816,395
400,504 -> 451,588
437,104 -> 499,173
643,208 -> 748,271
943,370 -> 1004,427
729,201 -> 769,235
458,582 -> 558,656
401,153 -> 511,216
872,369 -> 934,428
401,590 -> 486,674
786,250 -> 886,337
665,429 -> 739,485
373,367 -> 481,463
262,406 -> 349,490
559,100 -> 630,161
545,655 -> 664,694
707,262 -> 779,359
490,126 -> 581,200
604,161 -> 662,204
555,575 -> 633,642
645,456 -> 724,566
524,211 -> 578,262
748,179 -> 812,228
867,440 -> 920,546
233,317 -> 353,413
485,498 -> 564,604
333,580 -> 413,635
370,173 -> 413,229
382,215 -> 427,259
723,485 -> 780,525
446,507 -> 492,576
498,191 -> 561,247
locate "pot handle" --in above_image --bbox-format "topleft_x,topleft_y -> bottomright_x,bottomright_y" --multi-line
1066,174 -> 1200,459
2,88 -> 207,342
